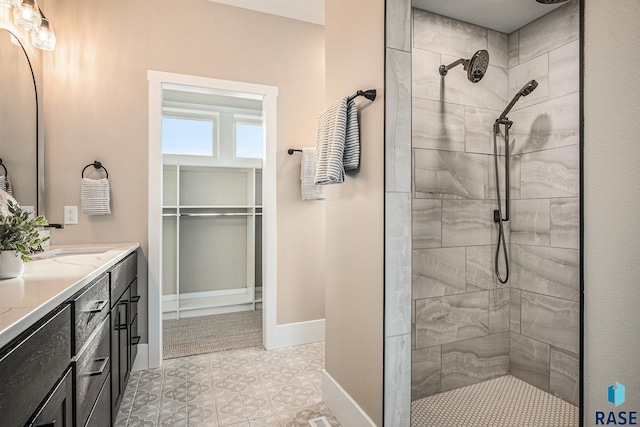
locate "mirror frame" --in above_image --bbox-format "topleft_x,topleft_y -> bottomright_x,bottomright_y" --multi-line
1,29 -> 43,216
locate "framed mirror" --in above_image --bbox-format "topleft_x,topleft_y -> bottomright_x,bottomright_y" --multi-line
0,28 -> 41,215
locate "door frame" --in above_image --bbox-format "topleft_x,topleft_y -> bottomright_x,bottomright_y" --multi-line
147,70 -> 278,368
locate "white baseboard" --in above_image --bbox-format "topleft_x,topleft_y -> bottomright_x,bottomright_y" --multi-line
132,343 -> 149,372
322,369 -> 376,427
268,318 -> 325,349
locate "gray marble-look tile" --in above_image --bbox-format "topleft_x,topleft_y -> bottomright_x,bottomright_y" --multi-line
412,199 -> 442,249
508,92 -> 580,155
488,30 -> 509,69
510,289 -> 521,333
550,198 -> 580,249
549,39 -> 580,99
413,247 -> 466,300
508,31 -> 519,68
415,291 -> 489,348
386,192 -> 412,337
412,48 -> 442,102
413,9 -> 488,58
512,245 -> 580,301
386,48 -> 412,193
518,1 -> 579,64
441,332 -> 509,392
490,288 -> 510,334
509,332 -> 551,392
411,346 -> 441,400
464,106 -> 501,155
508,53 -> 549,111
385,334 -> 411,426
520,291 -> 580,354
520,145 -> 580,199
510,199 -> 551,246
414,149 -> 489,200
442,200 -> 494,247
550,347 -> 579,406
412,98 -> 465,152
386,0 -> 411,51
465,245 -> 498,292
438,55 -> 508,111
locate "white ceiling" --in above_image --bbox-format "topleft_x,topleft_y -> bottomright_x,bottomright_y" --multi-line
206,0 -> 564,33
207,0 -> 325,26
411,0 -> 565,34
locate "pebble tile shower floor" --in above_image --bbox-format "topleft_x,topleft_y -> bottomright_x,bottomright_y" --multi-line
115,342 -> 341,426
411,375 -> 579,427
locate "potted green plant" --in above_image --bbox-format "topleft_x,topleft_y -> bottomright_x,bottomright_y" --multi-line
0,200 -> 50,279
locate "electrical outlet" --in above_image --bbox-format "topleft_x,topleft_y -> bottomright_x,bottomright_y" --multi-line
64,206 -> 78,225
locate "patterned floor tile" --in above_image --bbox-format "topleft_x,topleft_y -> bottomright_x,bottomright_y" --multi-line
117,342 -> 339,426
411,374 -> 579,427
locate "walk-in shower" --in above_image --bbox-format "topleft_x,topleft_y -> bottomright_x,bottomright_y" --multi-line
493,79 -> 538,283
438,49 -> 489,83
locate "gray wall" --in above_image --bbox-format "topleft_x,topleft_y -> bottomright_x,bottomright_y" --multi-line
409,2 -> 580,405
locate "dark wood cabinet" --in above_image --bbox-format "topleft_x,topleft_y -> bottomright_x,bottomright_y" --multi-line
0,305 -> 71,427
0,248 -> 139,427
110,253 -> 139,423
29,368 -> 74,427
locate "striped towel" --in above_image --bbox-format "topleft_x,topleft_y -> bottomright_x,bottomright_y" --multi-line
300,148 -> 325,201
81,178 -> 111,215
0,175 -> 12,196
314,97 -> 360,185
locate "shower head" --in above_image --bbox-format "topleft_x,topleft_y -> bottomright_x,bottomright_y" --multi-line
498,80 -> 538,121
536,0 -> 569,3
439,49 -> 489,83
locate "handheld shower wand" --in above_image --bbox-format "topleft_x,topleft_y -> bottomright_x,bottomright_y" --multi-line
493,79 -> 538,284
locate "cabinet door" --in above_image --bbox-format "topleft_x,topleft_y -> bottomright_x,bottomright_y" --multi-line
110,289 -> 130,420
29,368 -> 73,427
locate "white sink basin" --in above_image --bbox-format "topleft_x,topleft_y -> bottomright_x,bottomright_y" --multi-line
32,246 -> 112,259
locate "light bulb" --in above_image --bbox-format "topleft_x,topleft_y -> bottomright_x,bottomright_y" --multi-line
13,0 -> 41,32
31,16 -> 55,50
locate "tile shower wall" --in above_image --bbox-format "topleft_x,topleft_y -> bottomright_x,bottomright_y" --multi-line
411,1 -> 580,407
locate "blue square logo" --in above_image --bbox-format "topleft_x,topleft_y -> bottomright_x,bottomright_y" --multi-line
608,382 -> 626,407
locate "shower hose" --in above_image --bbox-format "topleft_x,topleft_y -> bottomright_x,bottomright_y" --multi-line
493,121 -> 510,284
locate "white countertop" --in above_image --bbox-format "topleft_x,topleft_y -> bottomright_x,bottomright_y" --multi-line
0,242 -> 139,348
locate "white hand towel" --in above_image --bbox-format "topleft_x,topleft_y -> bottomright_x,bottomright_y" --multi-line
0,175 -> 12,196
343,99 -> 360,171
314,97 -> 348,185
81,178 -> 111,215
301,148 -> 325,201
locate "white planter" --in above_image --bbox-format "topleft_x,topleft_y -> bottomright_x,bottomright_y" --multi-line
0,250 -> 25,280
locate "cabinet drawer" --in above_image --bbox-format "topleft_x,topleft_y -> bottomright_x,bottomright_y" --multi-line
75,316 -> 110,427
71,274 -> 110,355
85,373 -> 111,427
0,305 -> 71,427
110,251 -> 137,305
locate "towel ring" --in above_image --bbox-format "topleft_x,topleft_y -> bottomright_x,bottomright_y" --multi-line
82,161 -> 109,179
0,159 -> 6,177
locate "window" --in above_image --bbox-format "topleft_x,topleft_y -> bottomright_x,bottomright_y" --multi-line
162,116 -> 215,156
234,118 -> 263,159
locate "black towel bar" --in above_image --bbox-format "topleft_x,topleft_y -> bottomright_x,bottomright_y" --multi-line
82,161 -> 109,179
347,89 -> 377,103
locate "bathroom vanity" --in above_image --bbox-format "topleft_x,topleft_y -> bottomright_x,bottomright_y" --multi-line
0,243 -> 139,426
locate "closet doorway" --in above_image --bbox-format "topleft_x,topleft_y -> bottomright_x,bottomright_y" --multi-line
148,71 -> 278,368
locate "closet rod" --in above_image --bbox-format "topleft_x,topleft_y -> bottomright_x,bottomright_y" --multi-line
180,212 -> 254,217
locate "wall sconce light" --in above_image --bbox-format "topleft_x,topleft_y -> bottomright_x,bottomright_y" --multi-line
3,0 -> 55,51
